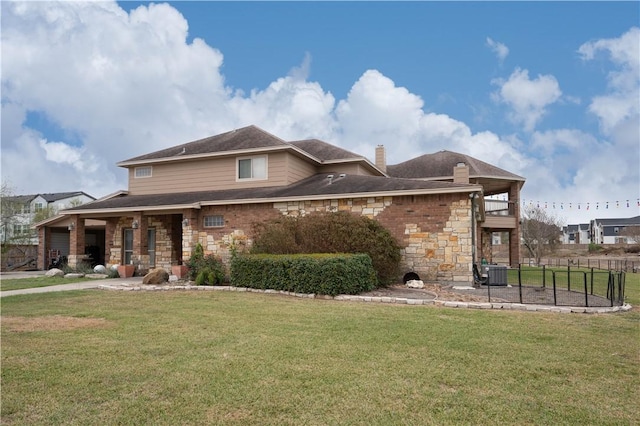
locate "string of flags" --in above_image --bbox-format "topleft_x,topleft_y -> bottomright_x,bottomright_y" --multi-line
519,198 -> 640,210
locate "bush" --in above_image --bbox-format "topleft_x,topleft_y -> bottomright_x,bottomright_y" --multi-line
588,243 -> 603,253
231,253 -> 377,296
187,243 -> 225,285
251,212 -> 401,286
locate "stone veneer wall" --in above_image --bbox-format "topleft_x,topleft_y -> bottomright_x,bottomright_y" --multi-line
184,193 -> 474,284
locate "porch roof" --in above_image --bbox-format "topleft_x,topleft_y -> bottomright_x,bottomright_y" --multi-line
62,173 -> 482,215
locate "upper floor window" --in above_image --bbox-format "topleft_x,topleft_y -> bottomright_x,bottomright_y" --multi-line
23,204 -> 31,214
237,156 -> 267,180
204,215 -> 225,228
34,203 -> 43,212
134,166 -> 153,178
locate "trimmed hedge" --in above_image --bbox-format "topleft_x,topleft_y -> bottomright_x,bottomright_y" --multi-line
230,253 -> 377,296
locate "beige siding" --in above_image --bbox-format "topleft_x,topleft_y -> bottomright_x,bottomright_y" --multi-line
128,152 -> 294,195
285,154 -> 317,183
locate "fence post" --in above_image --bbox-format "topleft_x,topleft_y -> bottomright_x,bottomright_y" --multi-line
518,267 -> 523,304
567,265 -> 571,292
583,272 -> 589,307
552,271 -> 558,306
590,268 -> 594,295
608,272 -> 614,307
542,265 -> 546,288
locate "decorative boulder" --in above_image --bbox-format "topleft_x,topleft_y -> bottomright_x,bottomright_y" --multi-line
46,268 -> 65,277
406,279 -> 425,289
142,269 -> 169,285
93,265 -> 107,274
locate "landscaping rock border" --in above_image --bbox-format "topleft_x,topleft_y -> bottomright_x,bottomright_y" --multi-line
97,282 -> 632,314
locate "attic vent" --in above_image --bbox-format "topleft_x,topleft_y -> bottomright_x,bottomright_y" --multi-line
327,174 -> 334,184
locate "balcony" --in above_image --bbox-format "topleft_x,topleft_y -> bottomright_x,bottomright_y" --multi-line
481,200 -> 517,229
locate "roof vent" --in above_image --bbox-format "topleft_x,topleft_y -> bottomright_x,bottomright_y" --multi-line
327,174 -> 334,184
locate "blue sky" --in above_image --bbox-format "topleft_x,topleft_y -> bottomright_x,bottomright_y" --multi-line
2,1 -> 639,224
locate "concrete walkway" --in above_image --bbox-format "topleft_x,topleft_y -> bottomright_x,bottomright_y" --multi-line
0,276 -> 143,298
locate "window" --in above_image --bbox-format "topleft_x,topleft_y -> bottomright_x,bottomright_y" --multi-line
134,166 -> 153,178
35,203 -> 43,212
23,204 -> 31,214
204,215 -> 224,228
148,228 -> 156,267
237,156 -> 266,180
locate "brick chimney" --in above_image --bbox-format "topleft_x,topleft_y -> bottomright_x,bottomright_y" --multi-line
453,162 -> 469,184
375,145 -> 387,172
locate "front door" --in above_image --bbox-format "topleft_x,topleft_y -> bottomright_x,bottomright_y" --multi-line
123,228 -> 133,265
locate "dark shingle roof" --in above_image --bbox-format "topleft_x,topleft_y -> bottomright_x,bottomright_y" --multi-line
594,216 -> 640,226
66,174 -> 478,212
387,150 -> 524,181
290,139 -> 363,161
119,125 -> 289,163
5,192 -> 93,203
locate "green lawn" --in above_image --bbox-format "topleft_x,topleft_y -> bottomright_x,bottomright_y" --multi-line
0,276 -> 105,292
2,285 -> 638,425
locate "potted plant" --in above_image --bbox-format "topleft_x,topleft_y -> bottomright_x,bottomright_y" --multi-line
171,262 -> 189,279
117,264 -> 135,278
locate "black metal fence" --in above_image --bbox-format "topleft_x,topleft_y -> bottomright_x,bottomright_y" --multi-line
485,265 -> 626,307
521,257 -> 639,273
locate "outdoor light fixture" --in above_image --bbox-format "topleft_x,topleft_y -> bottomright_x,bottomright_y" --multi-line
68,222 -> 75,231
132,220 -> 139,229
182,218 -> 189,227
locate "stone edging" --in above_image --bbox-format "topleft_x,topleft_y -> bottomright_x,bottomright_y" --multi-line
97,283 -> 632,314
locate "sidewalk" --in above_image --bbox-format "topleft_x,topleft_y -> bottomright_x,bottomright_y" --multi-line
0,277 -> 144,298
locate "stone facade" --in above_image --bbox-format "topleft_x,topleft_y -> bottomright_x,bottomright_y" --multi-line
172,192 -> 474,284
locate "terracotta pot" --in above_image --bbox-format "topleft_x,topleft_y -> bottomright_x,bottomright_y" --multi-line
117,264 -> 135,278
171,265 -> 189,279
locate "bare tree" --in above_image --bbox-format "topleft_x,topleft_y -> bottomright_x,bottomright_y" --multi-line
521,205 -> 564,266
620,225 -> 640,245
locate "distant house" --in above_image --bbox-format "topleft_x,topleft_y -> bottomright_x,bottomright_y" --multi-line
1,191 -> 95,270
590,216 -> 640,244
36,125 -> 525,283
1,192 -> 95,244
562,223 -> 590,244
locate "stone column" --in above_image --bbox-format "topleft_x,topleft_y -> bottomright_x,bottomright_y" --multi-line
132,212 -> 150,270
68,215 -> 85,268
181,209 -> 199,261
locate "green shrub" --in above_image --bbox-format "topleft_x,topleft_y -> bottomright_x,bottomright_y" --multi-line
588,243 -> 603,253
251,212 -> 401,286
231,253 -> 377,296
187,243 -> 225,285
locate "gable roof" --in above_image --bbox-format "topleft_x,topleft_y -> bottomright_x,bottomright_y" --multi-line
387,150 -> 525,181
4,192 -> 94,204
64,173 -> 481,214
289,139 -> 363,162
593,216 -> 640,226
118,125 -> 290,165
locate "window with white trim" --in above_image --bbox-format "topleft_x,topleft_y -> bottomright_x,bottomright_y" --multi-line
204,215 -> 224,228
35,202 -> 43,212
134,166 -> 153,178
237,156 -> 267,180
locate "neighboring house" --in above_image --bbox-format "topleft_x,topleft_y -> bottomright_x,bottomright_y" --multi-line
562,223 -> 590,244
590,216 -> 640,244
36,125 -> 525,283
2,191 -> 95,270
2,192 -> 95,245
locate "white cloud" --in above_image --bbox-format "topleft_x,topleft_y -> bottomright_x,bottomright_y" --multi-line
492,68 -> 562,132
579,27 -> 640,134
486,37 -> 509,62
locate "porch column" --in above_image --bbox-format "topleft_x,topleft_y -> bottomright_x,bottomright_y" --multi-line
509,182 -> 522,267
181,208 -> 200,261
104,218 -> 117,265
68,215 -> 85,268
37,226 -> 51,270
132,212 -> 150,270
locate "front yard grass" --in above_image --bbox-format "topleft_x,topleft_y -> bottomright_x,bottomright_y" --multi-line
2,288 -> 638,425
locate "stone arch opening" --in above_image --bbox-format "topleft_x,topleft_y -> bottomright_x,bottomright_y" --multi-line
402,272 -> 421,283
